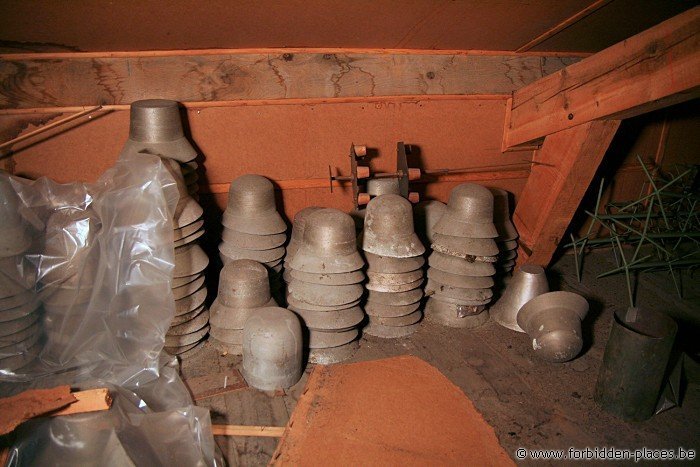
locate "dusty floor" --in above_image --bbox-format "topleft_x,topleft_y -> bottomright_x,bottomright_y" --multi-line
180,251 -> 700,466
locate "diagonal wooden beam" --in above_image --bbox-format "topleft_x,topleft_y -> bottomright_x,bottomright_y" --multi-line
504,7 -> 700,149
514,120 -> 621,267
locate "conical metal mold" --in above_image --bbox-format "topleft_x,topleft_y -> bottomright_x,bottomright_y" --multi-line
165,159 -> 204,228
173,219 -> 204,241
0,272 -> 29,300
288,280 -> 364,307
242,307 -> 303,390
366,287 -> 423,306
517,291 -> 588,363
289,268 -> 365,286
166,308 -> 210,336
366,178 -> 401,196
219,242 -> 285,263
427,292 -> 491,307
413,200 -> 446,246
210,296 -> 277,330
120,99 -> 197,162
491,264 -> 548,332
173,243 -> 209,278
431,233 -> 498,258
0,177 -> 32,258
174,286 -> 208,315
217,259 -> 271,307
369,309 -> 422,327
425,297 -> 489,329
0,322 -> 39,348
286,294 -> 361,312
425,279 -> 493,302
290,209 -> 364,274
172,227 -> 204,248
286,206 -> 322,262
0,312 -> 39,338
290,305 -> 364,332
0,341 -> 41,371
0,298 -> 40,322
164,324 -> 209,347
222,228 -> 286,250
366,269 -> 423,286
428,251 -> 496,277
308,340 -> 359,364
499,239 -> 518,251
172,271 -> 204,288
210,326 -> 243,345
222,175 -> 286,235
365,251 -> 424,274
362,194 -> 425,258
172,275 -> 206,300
308,328 -> 359,349
433,183 -> 498,238
490,188 -> 518,241
363,321 -> 420,338
209,337 -> 243,355
172,304 -> 206,326
364,300 -> 420,318
427,268 -> 494,289
366,277 -> 423,293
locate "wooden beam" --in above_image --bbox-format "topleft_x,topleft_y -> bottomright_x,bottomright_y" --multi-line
503,7 -> 700,149
514,120 -> 620,267
49,388 -> 112,417
515,0 -> 613,53
0,51 -> 580,110
212,424 -> 285,437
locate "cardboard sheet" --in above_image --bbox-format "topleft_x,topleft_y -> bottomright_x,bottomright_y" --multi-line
271,355 -> 514,466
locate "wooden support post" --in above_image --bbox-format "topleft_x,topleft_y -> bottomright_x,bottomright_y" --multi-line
514,120 -> 621,266
503,7 -> 700,149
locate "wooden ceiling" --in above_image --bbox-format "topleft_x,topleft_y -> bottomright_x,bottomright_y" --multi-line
0,0 -> 694,54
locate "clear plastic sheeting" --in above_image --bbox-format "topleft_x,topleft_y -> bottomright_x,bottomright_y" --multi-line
0,152 -> 221,466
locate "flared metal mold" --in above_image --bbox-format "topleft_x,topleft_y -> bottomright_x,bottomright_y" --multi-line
120,99 -> 197,163
290,209 -> 364,274
362,194 -> 425,258
517,291 -> 589,363
433,183 -> 498,238
490,264 -> 549,333
222,175 -> 287,235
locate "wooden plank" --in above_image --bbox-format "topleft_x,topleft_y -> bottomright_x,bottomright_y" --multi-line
185,370 -> 248,401
515,0 -> 613,53
503,7 -> 700,149
0,51 -> 581,110
514,120 -> 620,266
212,425 -> 285,437
50,388 -> 112,417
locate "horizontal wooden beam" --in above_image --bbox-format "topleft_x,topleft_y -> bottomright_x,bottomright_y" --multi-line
0,94 -> 507,116
503,7 -> 700,149
515,120 -> 620,267
200,168 -> 532,194
212,424 -> 285,437
0,50 -> 580,110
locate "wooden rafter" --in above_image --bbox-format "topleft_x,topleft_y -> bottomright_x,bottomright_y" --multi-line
503,7 -> 700,149
514,120 -> 621,266
515,0 -> 613,53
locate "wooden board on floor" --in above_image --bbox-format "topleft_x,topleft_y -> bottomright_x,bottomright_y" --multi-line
271,355 -> 514,466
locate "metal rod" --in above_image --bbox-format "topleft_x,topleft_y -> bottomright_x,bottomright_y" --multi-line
0,105 -> 103,151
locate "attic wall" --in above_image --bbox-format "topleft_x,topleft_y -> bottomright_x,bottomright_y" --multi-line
1,97 -> 531,224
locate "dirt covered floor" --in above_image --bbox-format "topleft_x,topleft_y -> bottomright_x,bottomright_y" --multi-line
180,250 -> 700,465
